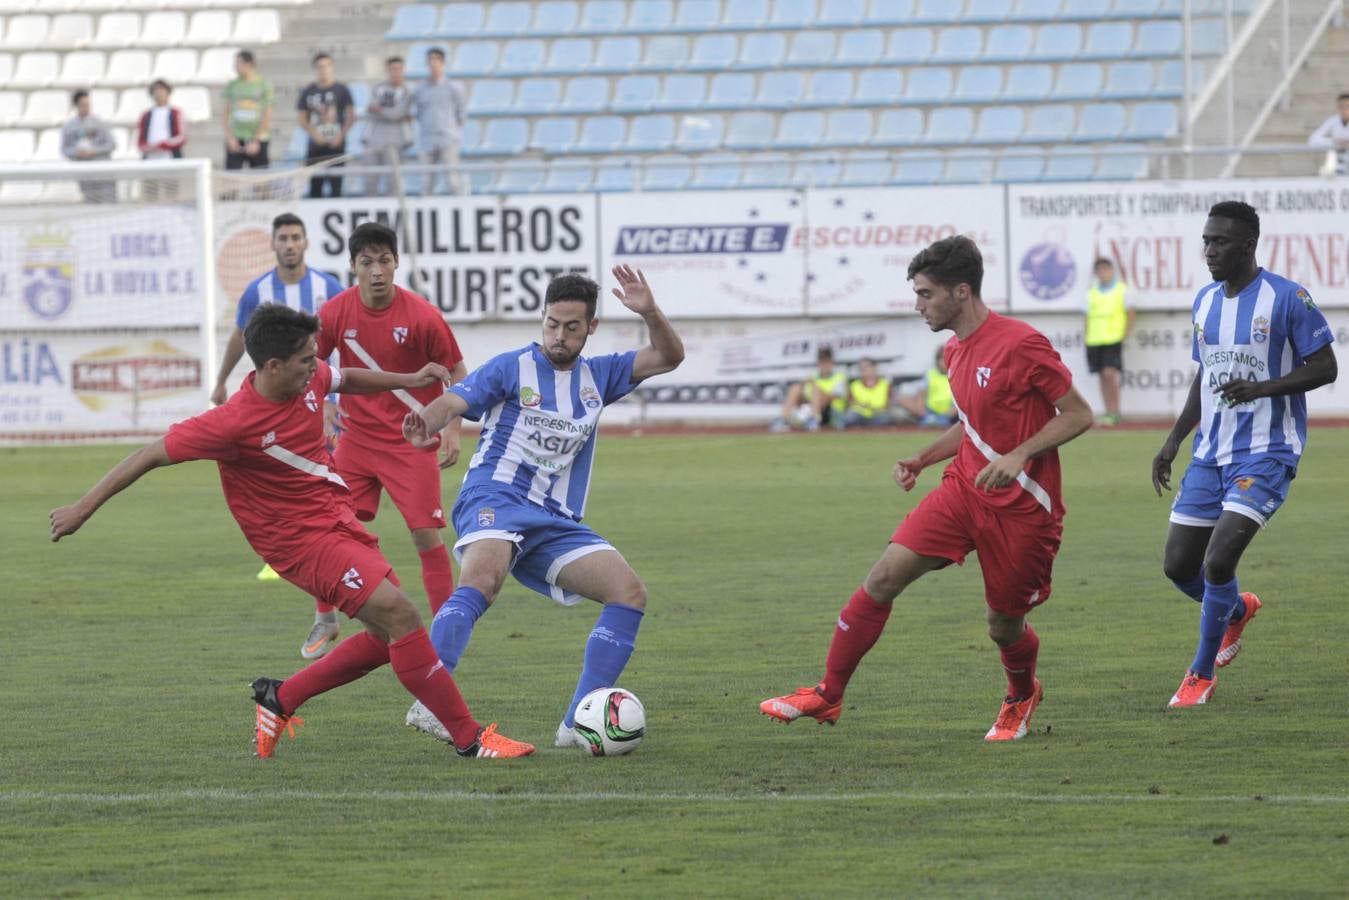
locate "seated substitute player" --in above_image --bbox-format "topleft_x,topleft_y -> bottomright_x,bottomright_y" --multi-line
841,357 -> 895,428
1152,201 -> 1337,708
49,304 -> 533,760
896,345 -> 956,428
760,235 -> 1093,741
401,267 -> 684,748
770,346 -> 847,432
300,222 -> 467,669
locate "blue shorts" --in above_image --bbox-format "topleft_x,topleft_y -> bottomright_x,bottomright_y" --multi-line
451,488 -> 615,606
1170,457 -> 1296,529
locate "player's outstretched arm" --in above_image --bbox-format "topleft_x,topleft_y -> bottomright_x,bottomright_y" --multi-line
404,391 -> 471,449
439,360 -> 468,469
974,385 -> 1093,492
894,422 -> 965,491
337,363 -> 451,395
211,327 -> 246,405
613,266 -> 685,382
50,439 -> 174,542
1153,372 -> 1202,496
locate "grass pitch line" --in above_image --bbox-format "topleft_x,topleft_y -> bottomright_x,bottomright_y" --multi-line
4,789 -> 1349,806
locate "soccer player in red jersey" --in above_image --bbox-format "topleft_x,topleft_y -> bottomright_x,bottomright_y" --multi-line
760,236 -> 1093,741
298,222 -> 467,667
49,303 -> 532,759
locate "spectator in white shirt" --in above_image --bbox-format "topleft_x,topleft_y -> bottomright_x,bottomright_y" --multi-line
137,79 -> 188,200
1307,92 -> 1349,176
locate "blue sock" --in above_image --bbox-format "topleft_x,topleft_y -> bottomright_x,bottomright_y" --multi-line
1171,570 -> 1205,603
1190,577 -> 1240,679
429,586 -> 489,672
563,604 -> 644,728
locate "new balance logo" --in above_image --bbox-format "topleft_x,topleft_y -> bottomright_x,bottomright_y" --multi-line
976,367 -> 992,389
261,430 -> 276,448
341,567 -> 363,590
393,326 -> 408,344
344,329 -> 358,338
836,617 -> 850,631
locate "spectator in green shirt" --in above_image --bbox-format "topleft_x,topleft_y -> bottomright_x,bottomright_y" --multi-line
222,50 -> 273,170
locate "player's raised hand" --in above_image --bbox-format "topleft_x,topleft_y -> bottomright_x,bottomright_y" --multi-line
409,362 -> 453,388
893,457 -> 923,491
611,265 -> 655,316
403,410 -> 437,448
49,503 -> 87,542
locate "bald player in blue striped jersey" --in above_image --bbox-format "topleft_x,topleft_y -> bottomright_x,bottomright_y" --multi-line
1152,201 -> 1337,708
402,267 -> 684,747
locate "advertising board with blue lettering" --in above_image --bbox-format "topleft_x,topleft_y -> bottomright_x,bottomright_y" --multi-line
0,206 -> 204,330
599,186 -> 1008,318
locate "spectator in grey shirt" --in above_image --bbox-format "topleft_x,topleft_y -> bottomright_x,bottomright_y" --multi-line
1307,92 -> 1349,176
61,90 -> 116,203
413,46 -> 468,195
365,55 -> 415,196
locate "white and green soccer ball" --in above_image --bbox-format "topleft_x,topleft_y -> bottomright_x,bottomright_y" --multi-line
572,687 -> 646,757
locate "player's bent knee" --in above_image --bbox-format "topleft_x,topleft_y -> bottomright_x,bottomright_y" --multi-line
609,577 -> 647,610
357,583 -> 423,639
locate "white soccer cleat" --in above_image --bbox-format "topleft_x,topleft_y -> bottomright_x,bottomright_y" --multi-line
406,699 -> 451,742
554,721 -> 585,749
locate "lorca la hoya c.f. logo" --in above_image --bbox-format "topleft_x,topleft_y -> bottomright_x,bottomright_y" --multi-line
341,567 -> 363,590
976,366 -> 992,388
580,386 -> 602,409
1252,316 -> 1270,343
304,389 -> 319,412
393,326 -> 408,344
477,507 -> 495,527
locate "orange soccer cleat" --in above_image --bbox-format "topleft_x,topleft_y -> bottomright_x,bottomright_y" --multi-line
759,685 -> 843,725
455,723 -> 535,759
985,679 -> 1044,741
1168,671 -> 1217,708
251,677 -> 303,759
1216,593 -> 1262,669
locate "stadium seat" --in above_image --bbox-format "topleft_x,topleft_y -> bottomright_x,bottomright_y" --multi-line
922,107 -> 973,144
854,69 -> 903,106
757,71 -> 805,108
1191,18 -> 1227,56
835,29 -> 884,67
530,116 -> 577,153
675,0 -> 723,31
1024,103 -> 1076,142
885,28 -> 933,64
594,159 -> 638,192
824,109 -> 872,146
558,76 -> 609,113
706,73 -> 754,109
576,115 -> 626,153
0,91 -> 20,127
641,155 -> 692,190
738,153 -> 792,188
982,24 -> 1033,61
176,86 -> 211,122
737,33 -> 786,69
1043,146 -> 1096,180
1095,144 -> 1148,179
654,74 -> 708,111
933,27 -> 982,63
196,47 -> 237,84
54,50 -> 104,88
483,1 -> 531,36
437,2 -> 486,38
140,11 -> 187,47
1081,22 -> 1132,59
612,74 -> 660,112
776,110 -> 824,149
20,90 -> 68,127
453,41 -> 499,76
474,118 -> 528,155
818,0 -> 866,26
47,13 -> 93,48
721,0 -> 768,29
725,110 -> 775,150
944,150 -> 993,184
1103,61 -> 1153,98
152,49 -> 197,84
91,13 -> 138,49
787,31 -> 836,68
35,127 -> 64,161
873,108 -> 924,146
184,11 -> 231,46
11,52 -> 58,88
1154,60 -> 1186,97
839,151 -> 892,186
112,87 -> 143,124
1002,63 -> 1053,100
866,0 -> 917,25
892,150 -> 943,185
994,148 -> 1046,182
1136,20 -> 1182,56
963,0 -> 1014,23
971,106 -> 1024,144
954,65 -> 1002,102
491,163 -> 547,194
469,79 -> 515,115
1051,62 -> 1104,100
639,35 -> 689,71
914,0 -> 957,22
906,68 -> 952,104
1109,0 -> 1161,16
688,33 -> 738,71
0,53 -> 10,84
1076,102 -> 1126,141
627,114 -> 675,152
1126,102 -> 1177,140
545,38 -> 594,74
675,113 -> 723,150
498,39 -> 546,75
593,36 -> 641,73
386,4 -> 437,40
233,9 -> 280,43
791,152 -> 841,188
690,153 -> 743,189
456,118 -> 483,156
104,49 -> 150,86
535,1 -> 580,35
806,70 -> 854,107
1031,23 -> 1082,60
628,0 -> 674,32
578,0 -> 627,34
1010,0 -> 1060,18
1,14 -> 47,49
543,160 -> 595,192
516,78 -> 561,114
772,0 -> 818,28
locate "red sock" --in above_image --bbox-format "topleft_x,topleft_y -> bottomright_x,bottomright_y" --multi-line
418,544 -> 455,616
820,587 -> 893,703
999,624 -> 1040,699
388,628 -> 480,748
315,601 -> 337,616
277,631 -> 389,715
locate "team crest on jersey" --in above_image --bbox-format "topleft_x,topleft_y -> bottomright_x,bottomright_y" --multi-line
1251,316 -> 1270,343
975,366 -> 992,388
261,430 -> 276,448
344,328 -> 358,338
580,386 -> 602,409
393,326 -> 408,344
477,507 -> 495,527
519,386 -> 542,408
1297,289 -> 1317,311
304,389 -> 319,412
341,567 -> 363,590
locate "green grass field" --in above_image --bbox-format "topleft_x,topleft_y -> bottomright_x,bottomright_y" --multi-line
4,429 -> 1349,898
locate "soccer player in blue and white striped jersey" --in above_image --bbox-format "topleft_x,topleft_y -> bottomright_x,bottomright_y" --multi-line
1152,201 -> 1337,708
402,267 -> 684,748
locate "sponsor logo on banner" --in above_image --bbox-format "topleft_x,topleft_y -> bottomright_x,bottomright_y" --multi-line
2,337 -> 63,385
22,226 -> 75,321
69,340 -> 200,411
1252,316 -> 1269,343
615,222 -> 790,255
1019,242 -> 1077,301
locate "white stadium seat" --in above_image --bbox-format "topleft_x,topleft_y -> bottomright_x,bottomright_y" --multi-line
20,90 -> 68,127
1,14 -> 48,49
141,11 -> 187,48
55,50 -> 106,88
11,52 -> 59,88
0,127 -> 36,162
152,49 -> 198,83
185,11 -> 232,46
0,52 -> 12,83
0,91 -> 21,127
46,13 -> 93,48
196,46 -> 240,84
105,49 -> 152,86
114,87 -> 144,125
234,10 -> 281,44
176,86 -> 212,122
34,125 -> 63,161
92,13 -> 141,49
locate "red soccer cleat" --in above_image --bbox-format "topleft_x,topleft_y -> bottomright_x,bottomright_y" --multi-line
759,685 -> 843,725
984,679 -> 1044,741
1168,671 -> 1217,708
1216,593 -> 1261,669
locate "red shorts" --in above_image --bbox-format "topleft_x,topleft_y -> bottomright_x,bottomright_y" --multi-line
334,437 -> 446,530
271,520 -> 398,617
891,480 -> 1062,616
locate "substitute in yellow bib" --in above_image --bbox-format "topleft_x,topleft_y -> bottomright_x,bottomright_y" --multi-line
771,345 -> 848,432
1085,257 -> 1134,426
898,346 -> 956,427
842,358 -> 895,427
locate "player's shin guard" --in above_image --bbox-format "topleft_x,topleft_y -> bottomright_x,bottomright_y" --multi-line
1171,569 -> 1205,603
563,603 -> 644,728
1190,577 -> 1240,679
277,631 -> 390,714
820,587 -> 892,704
389,628 -> 481,749
999,624 -> 1040,699
429,586 -> 489,671
418,544 -> 456,616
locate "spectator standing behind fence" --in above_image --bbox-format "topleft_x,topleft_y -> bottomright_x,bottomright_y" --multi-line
137,79 -> 187,200
414,47 -> 468,195
1083,257 -> 1134,426
223,50 -> 273,170
61,90 -> 115,203
1307,92 -> 1349,176
364,56 -> 414,196
298,53 -> 356,198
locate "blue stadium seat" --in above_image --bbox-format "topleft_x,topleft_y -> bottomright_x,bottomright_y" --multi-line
491,164 -> 547,194
437,3 -> 486,38
787,31 -> 836,68
628,0 -> 674,32
1135,20 -> 1181,56
534,2 -> 580,35
1075,102 -> 1126,141
457,120 -> 484,155
725,111 -> 775,149
386,5 -> 437,40
1081,22 -> 1132,59
874,109 -> 924,146
475,118 -> 528,155
558,76 -> 609,112
737,32 -> 786,69
1126,102 -> 1177,140
627,114 -> 676,152
893,151 -> 943,185
839,151 -> 892,186
706,72 -> 755,109
544,161 -> 595,191
886,28 -> 933,64
452,41 -> 498,76
933,27 -> 982,63
1191,18 -> 1227,56
1051,62 -> 1104,100
963,0 -> 1013,21
1002,63 -> 1052,100
1043,146 -> 1095,181
578,0 -> 627,34
654,74 -> 708,111
676,113 -> 724,150
757,71 -> 805,108
639,36 -> 689,71
922,107 -> 973,144
1102,61 -> 1153,99
906,68 -> 952,104
545,38 -> 595,74
818,0 -> 866,26
483,1 -> 531,36
739,154 -> 793,188
577,115 -> 626,152
944,150 -> 993,184
806,70 -> 855,106
1010,0 -> 1060,19
1060,0 -> 1109,19
1031,24 -> 1082,60
1154,60 -> 1186,97
721,0 -> 768,29
1109,0 -> 1161,16
497,39 -> 545,76
689,34 -> 738,71
983,25 -> 1033,61
1095,144 -> 1148,180
915,0 -> 961,23
531,117 -> 578,153
792,152 -> 842,188
994,149 -> 1046,182
771,0 -> 817,28
825,109 -> 872,146
404,44 -> 439,78
675,0 -> 723,31
854,69 -> 903,106
516,78 -> 562,113
612,74 -> 660,112
468,79 -> 515,115
776,110 -> 825,149
641,155 -> 692,190
593,36 -> 641,72
971,105 -> 1024,143
1024,104 -> 1076,142
865,0 -> 917,25
690,153 -> 742,189
955,65 -> 1002,102
835,29 -> 884,67
594,157 -> 637,190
